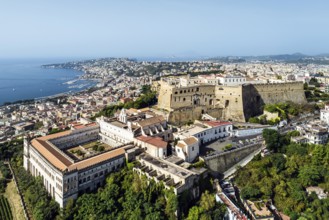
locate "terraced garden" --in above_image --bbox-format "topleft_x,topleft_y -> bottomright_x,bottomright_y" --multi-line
0,195 -> 12,220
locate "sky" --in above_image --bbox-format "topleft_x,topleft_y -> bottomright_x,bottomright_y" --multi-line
0,0 -> 329,59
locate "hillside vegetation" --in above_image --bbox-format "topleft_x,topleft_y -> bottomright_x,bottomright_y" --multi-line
234,129 -> 329,220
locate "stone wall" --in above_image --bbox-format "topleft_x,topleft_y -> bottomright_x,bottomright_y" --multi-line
242,82 -> 306,120
202,143 -> 261,174
156,80 -> 306,123
168,106 -> 222,126
215,86 -> 245,122
157,81 -> 174,111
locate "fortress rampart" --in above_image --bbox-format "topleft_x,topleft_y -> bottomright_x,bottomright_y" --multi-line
155,79 -> 306,125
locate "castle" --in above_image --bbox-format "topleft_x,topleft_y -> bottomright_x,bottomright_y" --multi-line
154,75 -> 306,124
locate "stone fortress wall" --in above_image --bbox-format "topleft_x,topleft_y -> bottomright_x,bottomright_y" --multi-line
155,77 -> 306,125
242,82 -> 307,120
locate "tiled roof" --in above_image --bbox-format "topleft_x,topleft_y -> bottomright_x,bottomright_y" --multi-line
31,139 -> 72,171
137,116 -> 165,127
136,136 -> 167,148
183,137 -> 198,145
203,121 -> 232,127
30,130 -> 126,172
37,130 -> 72,141
176,142 -> 186,149
67,148 -> 125,171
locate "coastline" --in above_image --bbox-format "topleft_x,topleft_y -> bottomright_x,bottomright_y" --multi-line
0,79 -> 101,107
0,59 -> 101,107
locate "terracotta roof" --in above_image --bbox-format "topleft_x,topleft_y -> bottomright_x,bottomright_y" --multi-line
73,122 -> 98,130
37,130 -> 72,141
136,136 -> 168,148
183,137 -> 198,145
176,142 -> 186,149
68,148 -> 125,171
30,129 -> 125,172
73,124 -> 85,129
31,139 -> 72,171
279,212 -> 290,220
203,121 -> 232,128
137,116 -> 165,127
86,122 -> 97,127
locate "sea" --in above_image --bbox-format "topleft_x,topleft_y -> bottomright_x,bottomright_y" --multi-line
0,58 -> 96,106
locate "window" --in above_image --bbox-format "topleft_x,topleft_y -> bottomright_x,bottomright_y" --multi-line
192,147 -> 194,151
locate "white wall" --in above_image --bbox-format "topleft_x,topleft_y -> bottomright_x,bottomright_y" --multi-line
99,120 -> 134,145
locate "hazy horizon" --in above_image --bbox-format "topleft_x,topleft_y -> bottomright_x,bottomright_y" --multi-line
1,0 -> 329,59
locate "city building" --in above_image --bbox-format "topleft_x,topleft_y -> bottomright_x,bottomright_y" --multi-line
218,75 -> 246,86
175,136 -> 199,163
242,199 -> 274,220
174,121 -> 233,146
296,122 -> 328,145
97,109 -> 172,147
306,186 -> 328,200
134,136 -> 168,159
23,123 -> 127,208
133,153 -> 206,197
320,104 -> 329,124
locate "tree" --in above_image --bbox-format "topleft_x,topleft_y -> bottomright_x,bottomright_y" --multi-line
248,117 -> 260,124
240,186 -> 262,200
298,165 -> 322,186
187,206 -> 201,220
270,154 -> 286,172
141,85 -> 152,94
285,143 -> 307,156
199,191 -> 215,212
0,178 -> 7,193
262,129 -> 281,152
63,198 -> 75,220
165,191 -> 178,220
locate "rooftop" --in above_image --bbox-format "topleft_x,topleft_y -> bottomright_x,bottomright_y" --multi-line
177,125 -> 208,138
246,200 -> 272,218
30,129 -> 126,172
110,121 -> 128,129
136,136 -> 168,148
67,148 -> 125,171
203,120 -> 232,128
137,115 -> 166,127
140,154 -> 194,179
183,136 -> 198,145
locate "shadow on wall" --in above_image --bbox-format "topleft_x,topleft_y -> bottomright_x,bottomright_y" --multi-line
242,84 -> 264,120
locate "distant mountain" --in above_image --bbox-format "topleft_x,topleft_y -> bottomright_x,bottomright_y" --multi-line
258,53 -> 308,61
206,53 -> 329,64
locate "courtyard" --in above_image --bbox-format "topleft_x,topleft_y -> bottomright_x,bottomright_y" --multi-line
66,140 -> 113,160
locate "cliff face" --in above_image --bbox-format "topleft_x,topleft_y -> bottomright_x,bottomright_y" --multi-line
242,82 -> 307,120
